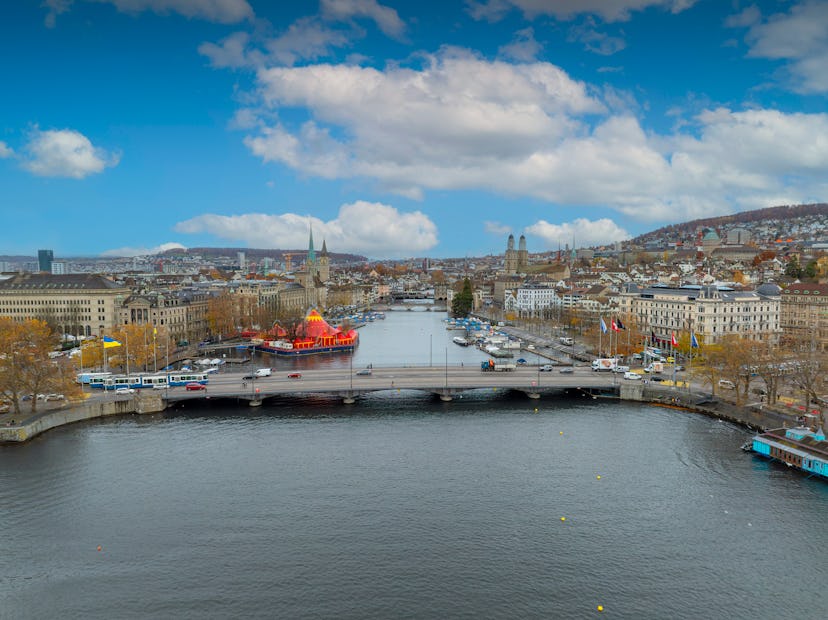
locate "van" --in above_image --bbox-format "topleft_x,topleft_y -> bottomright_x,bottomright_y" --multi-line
718,379 -> 736,390
254,368 -> 272,378
559,337 -> 574,346
613,365 -> 630,373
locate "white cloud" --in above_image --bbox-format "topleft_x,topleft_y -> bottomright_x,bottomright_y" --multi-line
499,27 -> 542,61
237,46 -> 828,225
568,17 -> 626,55
93,0 -> 253,23
174,201 -> 438,257
485,221 -> 512,235
740,1 -> 828,93
0,141 -> 13,158
526,218 -> 630,247
466,0 -> 696,23
22,128 -> 120,178
43,0 -> 72,28
320,0 -> 405,39
101,242 -> 188,257
44,0 -> 254,26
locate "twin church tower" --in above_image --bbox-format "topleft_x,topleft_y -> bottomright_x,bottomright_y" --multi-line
504,234 -> 529,275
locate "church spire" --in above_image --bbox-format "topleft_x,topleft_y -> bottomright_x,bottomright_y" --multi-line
321,239 -> 328,257
308,223 -> 316,264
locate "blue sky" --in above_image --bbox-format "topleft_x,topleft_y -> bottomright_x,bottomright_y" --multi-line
1,0 -> 827,259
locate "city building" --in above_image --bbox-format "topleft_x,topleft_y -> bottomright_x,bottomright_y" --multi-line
0,273 -> 131,338
780,283 -> 828,350
38,249 -> 54,273
617,283 -> 781,345
117,290 -> 210,345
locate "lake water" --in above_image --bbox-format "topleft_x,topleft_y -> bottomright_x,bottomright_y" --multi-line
2,310 -> 827,619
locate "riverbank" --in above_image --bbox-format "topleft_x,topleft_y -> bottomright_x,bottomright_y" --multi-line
0,393 -> 165,443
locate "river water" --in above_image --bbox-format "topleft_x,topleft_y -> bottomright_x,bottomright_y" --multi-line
2,310 -> 827,619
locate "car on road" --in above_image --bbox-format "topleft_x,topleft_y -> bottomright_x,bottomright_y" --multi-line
115,387 -> 135,395
539,364 -> 555,372
558,367 -> 574,374
45,393 -> 65,401
152,384 -> 167,390
242,374 -> 254,380
624,372 -> 641,381
287,372 -> 302,379
516,358 -> 527,365
185,382 -> 206,391
355,368 -> 372,376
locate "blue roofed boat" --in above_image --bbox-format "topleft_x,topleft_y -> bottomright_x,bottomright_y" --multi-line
747,424 -> 828,480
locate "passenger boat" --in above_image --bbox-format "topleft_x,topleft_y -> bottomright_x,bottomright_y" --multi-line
255,309 -> 358,356
452,336 -> 470,346
747,425 -> 828,480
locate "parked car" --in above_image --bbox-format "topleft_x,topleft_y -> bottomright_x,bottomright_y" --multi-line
355,368 -> 372,376
539,364 -> 555,372
718,379 -> 736,390
287,372 -> 302,379
185,382 -> 206,391
45,393 -> 65,401
115,387 -> 135,395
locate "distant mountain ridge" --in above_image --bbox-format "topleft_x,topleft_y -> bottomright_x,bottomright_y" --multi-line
159,246 -> 367,263
631,203 -> 828,245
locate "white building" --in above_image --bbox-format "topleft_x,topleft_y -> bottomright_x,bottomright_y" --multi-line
617,283 -> 781,345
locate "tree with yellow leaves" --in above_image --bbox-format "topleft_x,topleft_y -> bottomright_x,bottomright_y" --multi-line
0,318 -> 81,415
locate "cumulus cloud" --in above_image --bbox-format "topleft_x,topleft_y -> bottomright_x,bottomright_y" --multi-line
174,201 -> 438,257
568,17 -> 626,55
526,218 -> 630,247
466,0 -> 696,23
739,1 -> 828,94
43,0 -> 253,26
485,221 -> 512,235
0,141 -> 13,158
499,27 -> 542,61
101,242 -> 188,257
320,0 -> 405,39
236,46 -> 828,224
22,128 -> 120,178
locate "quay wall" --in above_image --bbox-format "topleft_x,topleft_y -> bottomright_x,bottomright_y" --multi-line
0,394 -> 166,443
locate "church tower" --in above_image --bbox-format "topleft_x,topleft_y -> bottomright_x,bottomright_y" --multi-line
319,239 -> 330,283
518,234 -> 528,271
504,234 -> 518,274
307,224 -> 317,280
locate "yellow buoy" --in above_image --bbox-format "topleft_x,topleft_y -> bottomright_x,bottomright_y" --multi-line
597,605 -> 604,612
560,431 -> 564,435
534,408 -> 538,413
596,475 -> 601,480
560,516 -> 566,521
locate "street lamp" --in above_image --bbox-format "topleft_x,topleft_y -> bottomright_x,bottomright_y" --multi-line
445,347 -> 448,389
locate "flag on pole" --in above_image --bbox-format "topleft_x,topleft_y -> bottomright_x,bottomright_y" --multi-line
600,317 -> 608,333
102,336 -> 122,349
611,319 -> 620,332
691,332 -> 700,349
671,332 -> 678,347
616,318 -> 625,330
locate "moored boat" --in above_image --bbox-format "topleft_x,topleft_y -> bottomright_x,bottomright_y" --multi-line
255,309 -> 358,356
747,424 -> 828,480
452,336 -> 470,346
